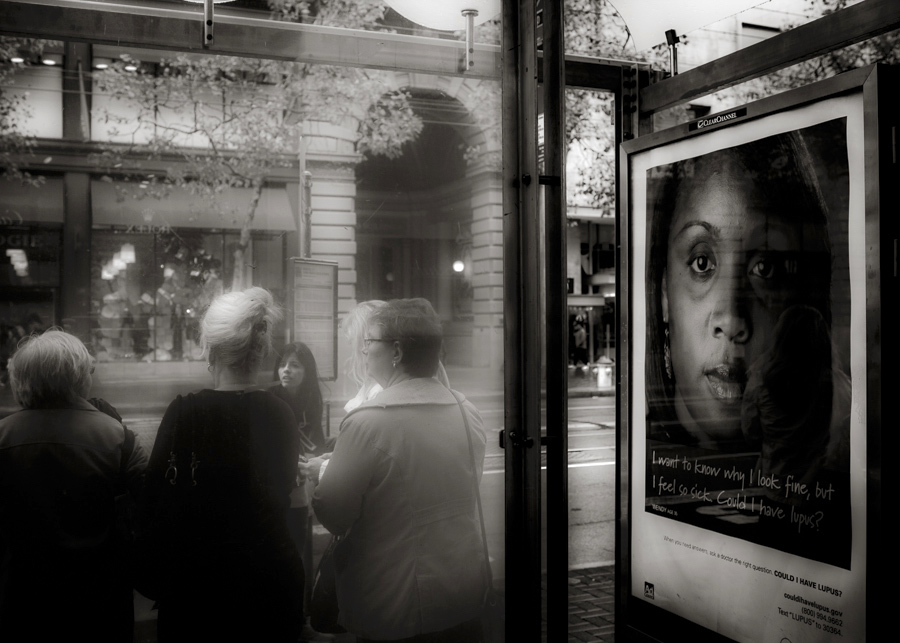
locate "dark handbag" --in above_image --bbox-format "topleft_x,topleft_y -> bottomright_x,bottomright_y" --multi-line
309,535 -> 346,633
452,391 -> 505,642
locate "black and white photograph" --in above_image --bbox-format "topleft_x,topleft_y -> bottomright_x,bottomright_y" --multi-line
643,120 -> 852,568
2,1 -> 895,641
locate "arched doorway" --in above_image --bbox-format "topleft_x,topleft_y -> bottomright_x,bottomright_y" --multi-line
354,88 -> 497,367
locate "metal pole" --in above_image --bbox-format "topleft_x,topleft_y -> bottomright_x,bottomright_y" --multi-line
542,0 -> 568,638
203,0 -> 214,47
502,0 -> 541,639
301,170 -> 312,259
462,9 -> 477,72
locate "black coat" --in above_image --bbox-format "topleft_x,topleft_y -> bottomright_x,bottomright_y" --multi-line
0,398 -> 147,641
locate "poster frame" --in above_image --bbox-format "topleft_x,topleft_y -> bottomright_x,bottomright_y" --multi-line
286,256 -> 339,382
616,63 -> 896,642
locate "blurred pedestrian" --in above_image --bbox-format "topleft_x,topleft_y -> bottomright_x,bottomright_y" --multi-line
138,287 -> 304,642
0,329 -> 147,641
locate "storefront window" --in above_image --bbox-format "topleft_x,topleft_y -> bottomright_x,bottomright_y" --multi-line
91,228 -> 283,362
1,226 -> 61,289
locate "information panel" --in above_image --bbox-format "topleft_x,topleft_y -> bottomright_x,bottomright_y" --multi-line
289,258 -> 338,381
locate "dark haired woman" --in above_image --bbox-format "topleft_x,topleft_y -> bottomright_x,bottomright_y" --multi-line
268,342 -> 335,641
271,342 -> 328,458
139,287 -> 304,642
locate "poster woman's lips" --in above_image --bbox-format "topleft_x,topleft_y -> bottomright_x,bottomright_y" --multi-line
704,364 -> 745,404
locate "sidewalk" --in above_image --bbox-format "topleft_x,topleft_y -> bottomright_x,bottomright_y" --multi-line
565,566 -> 616,642
133,563 -> 616,642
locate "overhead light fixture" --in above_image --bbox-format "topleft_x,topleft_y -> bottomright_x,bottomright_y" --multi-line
41,53 -> 63,66
383,0 -> 500,72
93,57 -> 113,70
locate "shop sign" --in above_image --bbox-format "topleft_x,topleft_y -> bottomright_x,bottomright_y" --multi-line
0,229 -> 61,261
124,223 -> 173,235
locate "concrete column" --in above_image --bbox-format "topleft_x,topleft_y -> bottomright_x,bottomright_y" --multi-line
60,43 -> 93,340
61,172 -> 92,342
468,169 -> 504,369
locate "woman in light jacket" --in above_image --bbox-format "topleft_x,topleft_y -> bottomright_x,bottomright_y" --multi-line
303,298 -> 487,642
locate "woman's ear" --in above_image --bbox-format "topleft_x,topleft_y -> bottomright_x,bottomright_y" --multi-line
392,341 -> 403,366
661,270 -> 669,324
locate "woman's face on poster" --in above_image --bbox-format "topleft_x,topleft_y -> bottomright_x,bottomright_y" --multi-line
662,162 -> 811,443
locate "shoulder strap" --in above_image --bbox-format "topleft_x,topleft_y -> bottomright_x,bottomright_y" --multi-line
451,391 -> 493,594
119,425 -> 135,490
186,392 -> 199,487
120,427 -> 135,474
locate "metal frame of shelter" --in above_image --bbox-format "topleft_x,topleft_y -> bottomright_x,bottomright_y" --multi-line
618,1 -> 899,641
1,0 -> 897,641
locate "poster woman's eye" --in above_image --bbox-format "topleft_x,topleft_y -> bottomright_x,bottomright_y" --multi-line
749,258 -> 776,279
688,253 -> 714,275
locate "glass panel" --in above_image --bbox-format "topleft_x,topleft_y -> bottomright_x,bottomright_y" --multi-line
2,8 -> 505,641
563,85 -> 618,638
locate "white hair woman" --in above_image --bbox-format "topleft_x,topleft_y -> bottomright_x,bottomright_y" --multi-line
0,329 -> 147,640
138,287 -> 305,642
342,299 -> 450,412
342,299 -> 388,411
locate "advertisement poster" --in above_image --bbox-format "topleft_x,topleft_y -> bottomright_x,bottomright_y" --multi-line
629,93 -> 867,642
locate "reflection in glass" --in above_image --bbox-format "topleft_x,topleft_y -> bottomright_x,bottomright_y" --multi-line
2,7 -> 506,639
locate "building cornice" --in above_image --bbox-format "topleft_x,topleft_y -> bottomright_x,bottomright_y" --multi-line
9,138 -> 303,181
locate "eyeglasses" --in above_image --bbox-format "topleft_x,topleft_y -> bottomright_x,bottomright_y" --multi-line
363,337 -> 396,347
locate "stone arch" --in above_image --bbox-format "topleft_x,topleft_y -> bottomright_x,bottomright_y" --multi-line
348,74 -> 503,370
390,73 -> 501,172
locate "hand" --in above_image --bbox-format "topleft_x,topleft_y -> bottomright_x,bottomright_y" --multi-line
298,456 -> 327,485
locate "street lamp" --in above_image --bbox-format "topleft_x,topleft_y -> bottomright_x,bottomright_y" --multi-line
383,0 -> 500,72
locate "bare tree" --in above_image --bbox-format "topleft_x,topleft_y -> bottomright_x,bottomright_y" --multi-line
92,50 -> 422,290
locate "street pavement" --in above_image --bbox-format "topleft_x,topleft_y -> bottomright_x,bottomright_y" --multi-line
133,563 -> 616,642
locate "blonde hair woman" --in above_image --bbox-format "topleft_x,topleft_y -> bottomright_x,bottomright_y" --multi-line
138,287 -> 305,642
